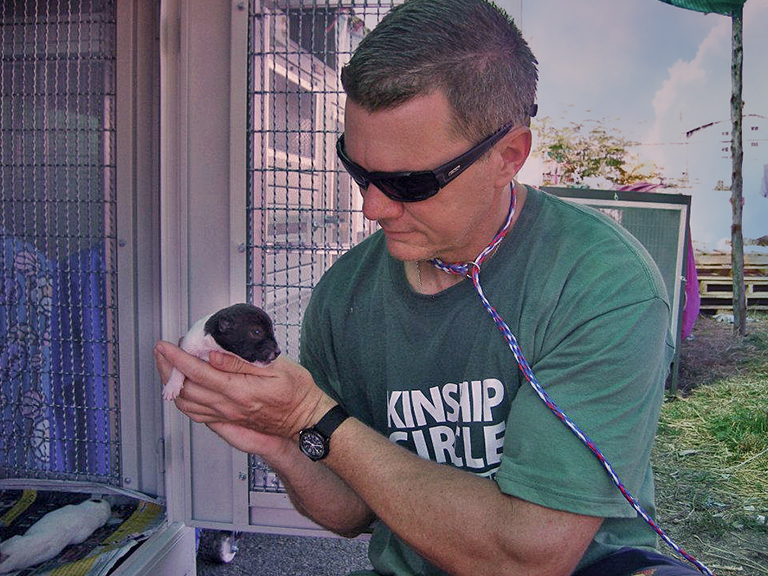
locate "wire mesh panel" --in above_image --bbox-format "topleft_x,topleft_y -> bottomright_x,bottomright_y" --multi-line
0,0 -> 120,484
247,0 -> 395,494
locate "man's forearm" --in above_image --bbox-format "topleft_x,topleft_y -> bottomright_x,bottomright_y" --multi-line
263,443 -> 376,538
322,417 -> 602,576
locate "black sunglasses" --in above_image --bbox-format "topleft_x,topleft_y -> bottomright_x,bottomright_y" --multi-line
336,122 -> 515,203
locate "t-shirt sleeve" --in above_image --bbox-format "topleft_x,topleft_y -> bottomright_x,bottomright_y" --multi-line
494,238 -> 675,518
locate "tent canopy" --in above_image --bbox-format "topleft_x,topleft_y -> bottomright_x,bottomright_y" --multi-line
658,0 -> 746,15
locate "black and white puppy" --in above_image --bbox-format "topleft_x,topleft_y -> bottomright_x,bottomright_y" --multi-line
162,303 -> 281,401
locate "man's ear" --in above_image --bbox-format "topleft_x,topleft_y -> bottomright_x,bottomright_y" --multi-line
493,126 -> 532,189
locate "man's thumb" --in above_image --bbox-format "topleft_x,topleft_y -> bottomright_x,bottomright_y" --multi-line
209,350 -> 255,374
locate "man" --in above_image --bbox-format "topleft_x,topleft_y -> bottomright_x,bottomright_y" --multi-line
154,1 -> 703,574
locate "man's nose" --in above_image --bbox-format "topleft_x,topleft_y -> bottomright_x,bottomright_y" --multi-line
361,184 -> 403,222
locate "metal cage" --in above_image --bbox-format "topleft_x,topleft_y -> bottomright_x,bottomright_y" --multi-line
0,0 -> 120,485
246,0 -> 394,494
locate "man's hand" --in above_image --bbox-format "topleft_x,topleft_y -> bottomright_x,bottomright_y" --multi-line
154,341 -> 376,536
153,341 -> 335,455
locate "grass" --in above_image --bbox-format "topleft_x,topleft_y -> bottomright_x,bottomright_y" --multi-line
652,314 -> 768,574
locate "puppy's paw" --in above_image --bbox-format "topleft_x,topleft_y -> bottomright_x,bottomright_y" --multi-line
162,369 -> 184,401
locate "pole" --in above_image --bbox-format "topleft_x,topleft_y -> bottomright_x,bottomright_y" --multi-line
730,6 -> 746,336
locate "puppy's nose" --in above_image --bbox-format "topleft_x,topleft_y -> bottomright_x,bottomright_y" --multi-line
267,347 -> 281,363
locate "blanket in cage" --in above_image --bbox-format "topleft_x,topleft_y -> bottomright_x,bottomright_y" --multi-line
0,489 -> 165,576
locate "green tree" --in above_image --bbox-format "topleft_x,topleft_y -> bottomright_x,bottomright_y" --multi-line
534,117 -> 660,187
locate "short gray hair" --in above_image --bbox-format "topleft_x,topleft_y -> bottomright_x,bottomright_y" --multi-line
341,0 -> 538,142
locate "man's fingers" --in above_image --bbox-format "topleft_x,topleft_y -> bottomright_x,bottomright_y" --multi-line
175,375 -> 233,410
174,396 -> 220,423
154,348 -> 174,384
154,341 -> 233,392
209,350 -> 262,376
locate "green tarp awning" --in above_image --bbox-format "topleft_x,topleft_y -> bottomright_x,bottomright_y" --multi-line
658,0 -> 746,15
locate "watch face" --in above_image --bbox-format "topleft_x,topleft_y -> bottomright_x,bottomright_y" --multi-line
299,429 -> 327,461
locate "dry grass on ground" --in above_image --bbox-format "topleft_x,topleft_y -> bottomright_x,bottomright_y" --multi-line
653,314 -> 768,574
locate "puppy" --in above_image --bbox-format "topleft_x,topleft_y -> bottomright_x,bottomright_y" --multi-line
0,498 -> 112,573
162,303 -> 280,401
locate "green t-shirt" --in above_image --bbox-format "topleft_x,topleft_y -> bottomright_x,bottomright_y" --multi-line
300,186 -> 675,575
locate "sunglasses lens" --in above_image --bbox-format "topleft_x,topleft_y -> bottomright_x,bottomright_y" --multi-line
375,174 -> 440,202
336,135 -> 440,202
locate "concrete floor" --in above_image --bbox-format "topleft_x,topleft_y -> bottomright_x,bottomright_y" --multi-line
196,532 -> 373,576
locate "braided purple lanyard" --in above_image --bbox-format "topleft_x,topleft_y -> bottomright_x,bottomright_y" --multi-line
430,188 -> 714,576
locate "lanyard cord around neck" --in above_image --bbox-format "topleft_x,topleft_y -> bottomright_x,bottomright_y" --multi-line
430,187 -> 714,576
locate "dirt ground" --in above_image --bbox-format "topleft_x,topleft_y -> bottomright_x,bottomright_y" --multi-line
675,312 -> 768,395
655,313 -> 768,575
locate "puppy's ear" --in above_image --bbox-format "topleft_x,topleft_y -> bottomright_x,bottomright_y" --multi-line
217,314 -> 234,333
259,311 -> 273,329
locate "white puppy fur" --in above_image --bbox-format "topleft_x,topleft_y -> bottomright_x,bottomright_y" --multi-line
162,314 -> 215,401
0,498 -> 112,574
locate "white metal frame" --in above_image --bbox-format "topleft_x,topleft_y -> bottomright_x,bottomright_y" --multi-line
155,0 -> 334,537
116,0 -> 166,501
113,0 -> 199,572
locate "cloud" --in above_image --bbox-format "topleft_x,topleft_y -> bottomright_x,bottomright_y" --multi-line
642,7 -> 768,250
646,18 -> 730,149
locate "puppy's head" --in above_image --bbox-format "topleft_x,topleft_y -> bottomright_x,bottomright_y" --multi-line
204,303 -> 281,364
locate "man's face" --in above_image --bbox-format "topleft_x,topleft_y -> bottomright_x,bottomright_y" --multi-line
342,91 -> 514,264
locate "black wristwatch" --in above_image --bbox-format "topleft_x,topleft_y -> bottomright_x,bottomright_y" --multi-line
298,404 -> 349,461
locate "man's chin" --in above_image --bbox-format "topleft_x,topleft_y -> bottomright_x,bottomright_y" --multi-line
383,235 -> 427,263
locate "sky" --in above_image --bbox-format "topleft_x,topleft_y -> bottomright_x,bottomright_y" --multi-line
498,0 -> 768,251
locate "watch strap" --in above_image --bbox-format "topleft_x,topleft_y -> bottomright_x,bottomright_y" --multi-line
312,404 -> 349,440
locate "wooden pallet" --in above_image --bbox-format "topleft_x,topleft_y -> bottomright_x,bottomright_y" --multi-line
696,252 -> 768,312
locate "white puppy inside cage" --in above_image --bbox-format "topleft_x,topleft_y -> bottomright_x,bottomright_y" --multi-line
0,498 -> 112,574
